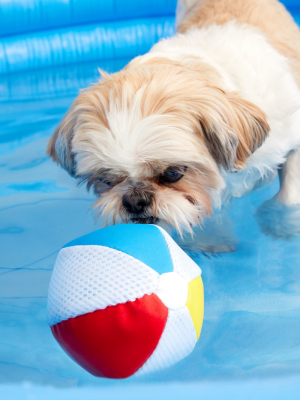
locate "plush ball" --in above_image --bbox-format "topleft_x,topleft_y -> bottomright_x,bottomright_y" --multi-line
47,224 -> 204,379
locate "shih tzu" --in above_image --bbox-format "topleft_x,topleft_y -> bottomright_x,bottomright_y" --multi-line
47,0 -> 300,250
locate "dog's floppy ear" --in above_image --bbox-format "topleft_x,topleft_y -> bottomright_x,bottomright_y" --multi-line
47,103 -> 78,176
200,90 -> 270,171
47,75 -> 111,177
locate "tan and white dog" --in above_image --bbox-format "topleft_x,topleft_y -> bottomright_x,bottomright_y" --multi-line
48,0 -> 300,251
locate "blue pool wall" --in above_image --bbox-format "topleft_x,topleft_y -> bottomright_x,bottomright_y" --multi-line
0,0 -> 299,75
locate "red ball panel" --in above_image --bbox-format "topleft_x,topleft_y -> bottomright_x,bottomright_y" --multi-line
51,293 -> 168,379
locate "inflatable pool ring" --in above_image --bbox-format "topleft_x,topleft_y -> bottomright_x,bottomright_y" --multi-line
47,224 -> 204,378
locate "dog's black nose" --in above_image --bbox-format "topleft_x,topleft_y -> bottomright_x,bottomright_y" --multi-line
122,193 -> 152,214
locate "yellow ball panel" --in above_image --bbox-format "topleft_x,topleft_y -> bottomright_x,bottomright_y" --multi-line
185,276 -> 204,340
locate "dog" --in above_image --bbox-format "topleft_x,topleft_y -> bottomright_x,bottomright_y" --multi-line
47,0 -> 300,252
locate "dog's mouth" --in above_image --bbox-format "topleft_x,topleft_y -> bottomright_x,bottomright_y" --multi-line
131,217 -> 159,224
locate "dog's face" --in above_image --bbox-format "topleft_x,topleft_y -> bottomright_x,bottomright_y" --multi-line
48,57 -> 269,234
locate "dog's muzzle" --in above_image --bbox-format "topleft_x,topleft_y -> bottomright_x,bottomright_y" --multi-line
131,216 -> 159,224
122,192 -> 152,215
122,192 -> 158,224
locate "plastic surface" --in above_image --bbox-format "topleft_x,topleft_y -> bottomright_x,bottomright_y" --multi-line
0,0 -> 296,40
0,18 -> 175,75
0,0 -> 298,75
0,0 -> 176,75
0,0 -> 177,37
0,0 -> 300,398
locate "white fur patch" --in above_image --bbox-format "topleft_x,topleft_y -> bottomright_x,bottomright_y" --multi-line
143,21 -> 300,201
69,18 -> 300,232
103,90 -> 206,179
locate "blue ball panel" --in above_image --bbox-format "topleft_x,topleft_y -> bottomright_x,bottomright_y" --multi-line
63,224 -> 174,275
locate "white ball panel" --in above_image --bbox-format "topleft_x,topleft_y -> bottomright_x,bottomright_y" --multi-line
47,245 -> 159,326
155,272 -> 188,310
156,226 -> 202,282
135,307 -> 197,376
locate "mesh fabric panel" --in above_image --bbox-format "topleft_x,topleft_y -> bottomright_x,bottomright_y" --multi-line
157,227 -> 201,282
135,306 -> 197,375
47,245 -> 159,326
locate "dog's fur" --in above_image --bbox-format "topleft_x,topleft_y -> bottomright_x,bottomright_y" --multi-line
48,0 -> 300,242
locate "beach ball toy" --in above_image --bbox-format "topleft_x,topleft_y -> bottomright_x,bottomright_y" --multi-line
47,224 -> 204,379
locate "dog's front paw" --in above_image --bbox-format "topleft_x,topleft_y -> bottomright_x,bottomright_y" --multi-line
255,198 -> 300,240
179,241 -> 236,258
173,212 -> 237,258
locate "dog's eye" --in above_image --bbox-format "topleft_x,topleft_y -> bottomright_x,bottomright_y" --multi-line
160,169 -> 184,183
98,177 -> 112,187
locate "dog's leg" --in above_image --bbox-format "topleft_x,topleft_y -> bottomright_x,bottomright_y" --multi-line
174,206 -> 237,257
277,149 -> 300,206
255,149 -> 300,239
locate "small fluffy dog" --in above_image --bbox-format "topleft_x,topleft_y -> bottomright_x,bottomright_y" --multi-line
48,0 -> 300,248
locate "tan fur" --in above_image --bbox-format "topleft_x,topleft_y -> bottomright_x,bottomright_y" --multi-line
101,57 -> 269,171
178,0 -> 300,87
170,169 -> 217,218
93,162 -> 220,233
47,90 -> 110,175
47,37 -> 270,232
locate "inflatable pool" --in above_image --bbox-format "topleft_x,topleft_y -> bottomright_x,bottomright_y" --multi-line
1,1 -> 300,398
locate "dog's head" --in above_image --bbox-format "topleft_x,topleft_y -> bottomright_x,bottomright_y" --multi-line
47,57 -> 269,234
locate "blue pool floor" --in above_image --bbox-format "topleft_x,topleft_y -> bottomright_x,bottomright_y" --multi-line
0,60 -> 300,398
